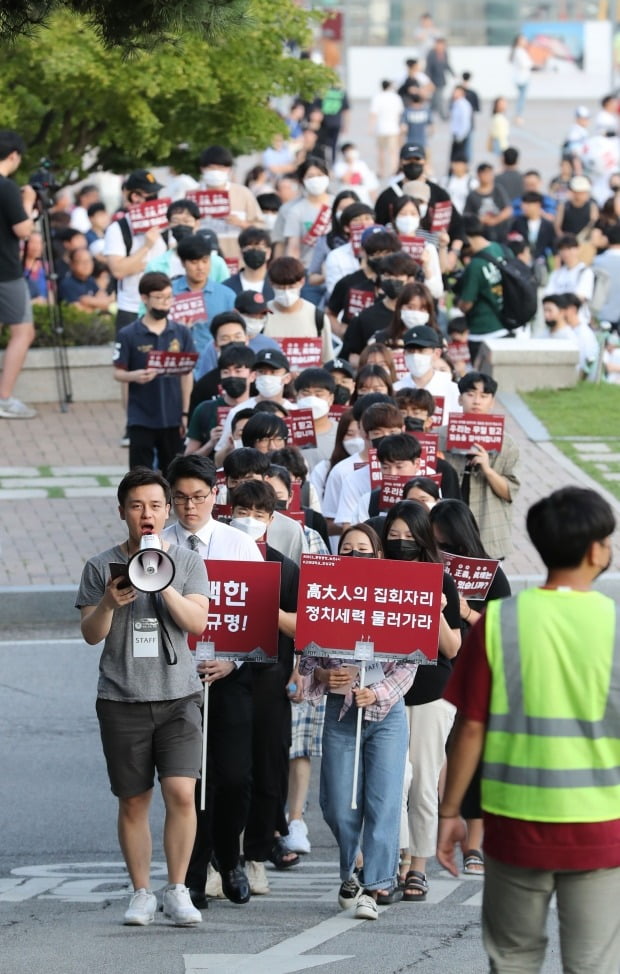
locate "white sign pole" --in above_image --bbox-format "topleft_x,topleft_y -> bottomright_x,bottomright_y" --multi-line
195,641 -> 215,811
350,640 -> 375,811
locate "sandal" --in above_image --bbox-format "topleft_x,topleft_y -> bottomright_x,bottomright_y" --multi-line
268,837 -> 300,870
376,887 -> 402,905
463,849 -> 484,876
402,869 -> 428,902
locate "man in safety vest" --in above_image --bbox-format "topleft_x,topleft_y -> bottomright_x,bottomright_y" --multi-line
437,485 -> 620,973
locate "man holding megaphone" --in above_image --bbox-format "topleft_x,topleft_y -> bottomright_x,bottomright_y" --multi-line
76,467 -> 210,928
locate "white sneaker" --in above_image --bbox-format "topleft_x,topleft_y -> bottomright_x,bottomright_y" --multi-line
337,874 -> 362,910
245,860 -> 270,895
0,397 -> 37,419
205,864 -> 225,898
162,884 -> 203,925
355,892 -> 378,920
123,888 -> 157,925
282,819 -> 311,855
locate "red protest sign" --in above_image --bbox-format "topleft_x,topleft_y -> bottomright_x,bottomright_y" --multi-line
290,481 -> 302,511
279,337 -> 322,372
285,408 -> 317,448
430,396 -> 444,429
224,257 -> 240,276
441,552 -> 499,600
346,287 -> 375,320
128,198 -> 171,233
379,474 -> 412,511
213,472 -> 231,517
430,200 -> 452,232
446,341 -> 471,367
446,413 -> 505,453
368,447 -> 382,489
328,404 -> 346,422
216,405 -> 231,426
392,347 -> 409,381
296,554 -> 443,662
399,236 -> 426,261
171,291 -> 207,325
146,350 -> 198,374
189,560 -> 280,660
302,204 -> 331,247
281,509 -> 306,525
349,222 -> 365,257
186,188 -> 231,219
408,431 -> 438,472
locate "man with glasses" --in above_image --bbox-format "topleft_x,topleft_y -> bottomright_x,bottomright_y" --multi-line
113,272 -> 195,472
163,455 -> 261,909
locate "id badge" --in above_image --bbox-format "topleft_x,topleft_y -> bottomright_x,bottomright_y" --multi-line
133,618 -> 159,658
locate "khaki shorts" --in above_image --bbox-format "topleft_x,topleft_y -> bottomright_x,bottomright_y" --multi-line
96,694 -> 203,798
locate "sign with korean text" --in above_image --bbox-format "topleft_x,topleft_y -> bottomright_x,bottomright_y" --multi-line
216,405 -> 231,426
408,431 -> 438,472
430,396 -> 444,430
128,198 -> 171,234
146,350 -> 198,374
302,204 -> 331,247
171,291 -> 207,325
328,404 -> 346,422
213,471 -> 231,517
446,413 -> 505,453
186,188 -> 231,220
399,236 -> 426,261
430,200 -> 452,233
441,552 -> 499,601
189,560 -> 279,660
346,287 -> 375,320
285,408 -> 317,448
296,554 -> 443,662
379,474 -> 412,511
279,337 -> 322,372
349,222 -> 365,257
368,447 -> 382,489
392,347 -> 409,381
446,341 -> 471,367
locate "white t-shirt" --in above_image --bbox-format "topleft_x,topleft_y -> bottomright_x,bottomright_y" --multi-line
322,452 -> 363,519
104,219 -> 166,312
393,369 -> 462,424
334,464 -> 371,526
370,90 -> 405,136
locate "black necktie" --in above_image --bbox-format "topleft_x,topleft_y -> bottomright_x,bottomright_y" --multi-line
188,534 -> 200,550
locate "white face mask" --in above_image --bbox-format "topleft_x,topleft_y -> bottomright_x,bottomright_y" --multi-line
304,175 -> 329,196
418,203 -> 428,219
232,438 -> 243,451
255,373 -> 283,398
243,316 -> 265,337
345,150 -> 360,163
343,436 -> 365,456
262,212 -> 278,229
229,516 -> 267,541
405,351 -> 433,378
396,214 -> 420,236
202,169 -> 229,188
273,287 -> 300,308
401,309 -> 430,328
297,395 -> 330,420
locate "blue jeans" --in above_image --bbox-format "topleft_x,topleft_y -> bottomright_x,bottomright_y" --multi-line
320,694 -> 408,891
515,83 -> 528,118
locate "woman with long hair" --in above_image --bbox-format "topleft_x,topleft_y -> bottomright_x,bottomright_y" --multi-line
509,34 -> 533,125
309,409 -> 364,503
390,196 -> 443,297
358,342 -> 398,385
381,500 -> 461,901
350,364 -> 394,402
372,281 -> 438,349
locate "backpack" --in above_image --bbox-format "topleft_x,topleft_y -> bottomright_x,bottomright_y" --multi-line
117,216 -> 133,256
480,249 -> 538,331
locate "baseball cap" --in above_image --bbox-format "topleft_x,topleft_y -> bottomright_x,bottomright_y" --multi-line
254,348 -> 290,371
400,144 -> 426,160
324,357 -> 355,378
575,106 -> 590,119
197,227 -> 219,250
235,291 -> 272,316
360,224 -> 386,246
403,325 -> 443,349
403,179 -> 431,203
124,169 -> 164,194
570,176 -> 591,192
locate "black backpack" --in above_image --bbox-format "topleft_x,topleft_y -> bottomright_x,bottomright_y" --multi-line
479,249 -> 538,331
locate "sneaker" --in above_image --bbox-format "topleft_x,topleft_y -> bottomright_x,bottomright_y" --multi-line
162,884 -> 203,925
338,874 -> 362,910
0,397 -> 37,419
205,863 -> 225,898
282,819 -> 311,855
355,892 -> 379,921
123,888 -> 157,926
119,433 -> 130,448
245,860 -> 270,895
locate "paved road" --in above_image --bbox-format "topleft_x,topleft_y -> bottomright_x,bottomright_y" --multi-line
0,637 -> 566,974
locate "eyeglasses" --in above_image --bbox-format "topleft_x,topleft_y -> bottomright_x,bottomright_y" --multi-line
172,491 -> 212,506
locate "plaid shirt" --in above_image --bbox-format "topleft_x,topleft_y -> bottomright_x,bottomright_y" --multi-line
298,656 -> 416,722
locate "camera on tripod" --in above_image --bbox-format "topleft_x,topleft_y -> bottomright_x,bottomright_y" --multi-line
28,157 -> 60,209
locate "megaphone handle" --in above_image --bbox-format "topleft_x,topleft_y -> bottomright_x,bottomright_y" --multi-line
200,682 -> 209,812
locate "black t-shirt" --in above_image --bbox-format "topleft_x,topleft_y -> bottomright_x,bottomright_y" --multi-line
328,268 -> 377,325
189,367 -> 220,415
266,544 -> 299,673
0,175 -> 28,281
404,570 -> 460,706
341,300 -> 393,358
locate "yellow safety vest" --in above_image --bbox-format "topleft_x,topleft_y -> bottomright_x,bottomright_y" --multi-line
482,588 -> 620,822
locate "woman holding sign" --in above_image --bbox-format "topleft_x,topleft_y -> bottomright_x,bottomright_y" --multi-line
299,524 -> 416,921
389,196 -> 444,298
381,500 -> 461,901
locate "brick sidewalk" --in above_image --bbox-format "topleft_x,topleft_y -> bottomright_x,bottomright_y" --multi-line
2,397 -> 620,589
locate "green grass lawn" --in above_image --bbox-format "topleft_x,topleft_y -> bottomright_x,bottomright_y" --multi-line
522,385 -> 620,501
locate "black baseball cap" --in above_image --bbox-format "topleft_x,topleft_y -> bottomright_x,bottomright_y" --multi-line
235,291 -> 272,316
124,169 -> 164,193
325,358 -> 355,378
254,348 -> 290,371
403,325 -> 442,348
400,144 -> 426,160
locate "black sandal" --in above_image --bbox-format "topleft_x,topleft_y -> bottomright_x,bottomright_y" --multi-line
402,869 -> 428,902
268,837 -> 300,870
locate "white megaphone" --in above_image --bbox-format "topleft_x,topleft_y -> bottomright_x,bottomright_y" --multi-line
127,534 -> 176,593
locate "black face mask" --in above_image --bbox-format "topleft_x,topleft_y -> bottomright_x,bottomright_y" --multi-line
149,307 -> 168,320
171,224 -> 193,243
366,257 -> 383,274
380,278 -> 405,300
275,499 -> 288,511
342,550 -> 375,558
384,539 -> 422,561
402,161 -> 424,181
370,436 -> 386,450
333,384 -> 351,406
220,376 -> 247,399
242,248 -> 267,270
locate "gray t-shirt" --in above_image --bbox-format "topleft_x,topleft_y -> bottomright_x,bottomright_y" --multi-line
76,543 -> 209,703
